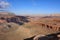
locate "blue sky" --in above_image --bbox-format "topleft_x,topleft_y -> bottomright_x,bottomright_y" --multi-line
2,0 -> 60,15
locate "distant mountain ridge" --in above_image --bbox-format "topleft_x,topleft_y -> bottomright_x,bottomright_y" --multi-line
0,12 -> 15,16
0,12 -> 29,25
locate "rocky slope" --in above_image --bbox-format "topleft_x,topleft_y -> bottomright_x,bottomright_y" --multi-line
0,12 -> 29,40
0,12 -> 60,40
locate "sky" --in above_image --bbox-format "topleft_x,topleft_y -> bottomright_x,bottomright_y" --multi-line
0,0 -> 60,15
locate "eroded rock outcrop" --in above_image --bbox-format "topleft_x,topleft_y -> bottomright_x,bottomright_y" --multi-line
0,12 -> 29,25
